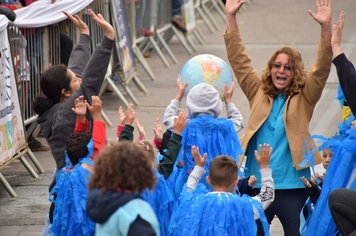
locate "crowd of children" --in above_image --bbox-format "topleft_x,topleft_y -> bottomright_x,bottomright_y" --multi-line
33,2 -> 356,236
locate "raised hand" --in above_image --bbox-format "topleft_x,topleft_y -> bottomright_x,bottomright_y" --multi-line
118,106 -> 126,125
300,176 -> 312,188
191,145 -> 207,168
87,96 -> 103,121
125,103 -> 136,125
152,117 -> 164,141
254,144 -> 272,169
175,76 -> 188,101
300,176 -> 317,188
174,110 -> 188,135
308,0 -> 332,26
63,11 -> 89,35
248,175 -> 257,187
72,95 -> 87,116
88,9 -> 115,40
225,0 -> 246,16
135,119 -> 146,141
331,11 -> 346,57
224,82 -> 235,104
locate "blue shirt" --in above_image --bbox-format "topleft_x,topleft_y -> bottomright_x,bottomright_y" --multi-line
246,94 -> 310,189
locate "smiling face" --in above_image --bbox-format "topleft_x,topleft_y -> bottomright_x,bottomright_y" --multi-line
271,53 -> 294,92
68,69 -> 82,93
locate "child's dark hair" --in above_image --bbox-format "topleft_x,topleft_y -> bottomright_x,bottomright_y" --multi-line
135,140 -> 155,163
88,141 -> 156,192
66,131 -> 92,166
209,155 -> 238,188
33,65 -> 71,116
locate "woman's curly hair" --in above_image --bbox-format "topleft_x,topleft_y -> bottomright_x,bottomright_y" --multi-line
261,47 -> 307,98
88,141 -> 156,192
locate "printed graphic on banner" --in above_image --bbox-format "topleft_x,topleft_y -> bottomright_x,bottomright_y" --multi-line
182,0 -> 196,32
110,0 -> 136,81
0,29 -> 26,166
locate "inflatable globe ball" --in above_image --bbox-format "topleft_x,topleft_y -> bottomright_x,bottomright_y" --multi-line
180,54 -> 234,99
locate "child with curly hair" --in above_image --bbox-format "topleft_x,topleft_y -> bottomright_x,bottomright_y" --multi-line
86,142 -> 159,235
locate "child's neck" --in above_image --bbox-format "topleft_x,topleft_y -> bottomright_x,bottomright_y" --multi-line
212,186 -> 232,193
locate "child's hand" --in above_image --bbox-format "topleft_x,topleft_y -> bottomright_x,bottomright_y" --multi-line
224,82 -> 235,104
72,95 -> 87,116
63,11 -> 89,35
174,110 -> 188,135
125,103 -> 135,125
135,119 -> 146,141
87,96 -> 103,121
175,77 -> 188,101
254,144 -> 272,169
152,117 -> 164,141
314,173 -> 324,183
118,106 -> 126,125
248,175 -> 257,187
191,146 -> 207,168
300,176 -> 317,189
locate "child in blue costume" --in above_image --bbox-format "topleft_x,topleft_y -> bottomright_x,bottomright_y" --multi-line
86,142 -> 160,235
117,104 -> 188,236
299,114 -> 356,236
163,79 -> 244,197
298,12 -> 356,236
299,147 -> 332,235
50,96 -> 106,236
169,144 -> 274,236
301,147 -> 332,205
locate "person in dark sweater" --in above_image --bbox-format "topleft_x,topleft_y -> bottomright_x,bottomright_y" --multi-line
33,10 -> 114,170
328,11 -> 356,236
86,142 -> 160,235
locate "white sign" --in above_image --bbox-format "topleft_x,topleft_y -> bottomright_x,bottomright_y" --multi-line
0,25 -> 26,165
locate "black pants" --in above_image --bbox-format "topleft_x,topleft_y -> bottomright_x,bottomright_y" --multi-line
257,188 -> 307,236
329,189 -> 356,236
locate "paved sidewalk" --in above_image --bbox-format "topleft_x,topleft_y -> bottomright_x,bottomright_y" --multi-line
1,1 -> 356,235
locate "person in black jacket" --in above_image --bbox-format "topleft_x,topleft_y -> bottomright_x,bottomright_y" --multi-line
328,11 -> 356,236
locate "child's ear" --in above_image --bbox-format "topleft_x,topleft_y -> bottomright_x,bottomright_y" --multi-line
233,178 -> 239,186
61,88 -> 71,98
206,176 -> 211,185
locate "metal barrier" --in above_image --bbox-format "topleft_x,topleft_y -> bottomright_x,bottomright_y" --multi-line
2,0 -> 125,196
129,0 -> 198,78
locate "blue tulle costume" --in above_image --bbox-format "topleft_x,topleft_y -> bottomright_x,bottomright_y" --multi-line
49,140 -> 95,236
142,170 -> 174,236
167,115 -> 243,198
299,115 -> 356,236
169,184 -> 269,236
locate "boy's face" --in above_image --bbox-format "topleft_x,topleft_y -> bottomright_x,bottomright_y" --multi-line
322,148 -> 332,169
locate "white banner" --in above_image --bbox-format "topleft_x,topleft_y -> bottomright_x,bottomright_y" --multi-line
0,25 -> 26,165
12,0 -> 93,28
